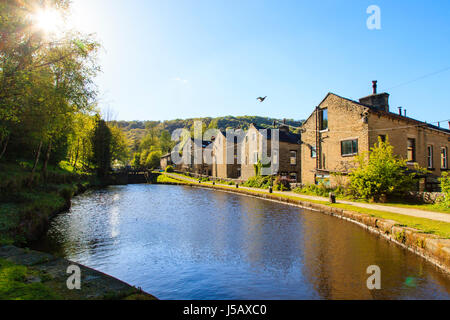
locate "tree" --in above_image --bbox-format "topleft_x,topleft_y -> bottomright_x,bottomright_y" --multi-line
439,172 -> 450,207
0,0 -> 99,170
145,150 -> 162,169
349,137 -> 427,202
91,117 -> 112,177
109,125 -> 130,166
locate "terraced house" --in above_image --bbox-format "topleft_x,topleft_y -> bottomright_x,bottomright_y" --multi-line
240,123 -> 301,182
301,81 -> 450,190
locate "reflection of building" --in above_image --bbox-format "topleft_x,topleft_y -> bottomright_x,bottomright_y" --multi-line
301,82 -> 450,189
240,123 -> 301,182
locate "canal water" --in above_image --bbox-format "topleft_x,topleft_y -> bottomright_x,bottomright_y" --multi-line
33,184 -> 450,300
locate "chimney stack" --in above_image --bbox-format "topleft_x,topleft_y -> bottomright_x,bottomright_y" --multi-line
404,109 -> 407,117
283,118 -> 286,124
398,107 -> 402,115
359,81 -> 390,112
448,121 -> 450,130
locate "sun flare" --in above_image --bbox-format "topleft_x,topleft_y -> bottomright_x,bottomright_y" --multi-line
34,8 -> 65,35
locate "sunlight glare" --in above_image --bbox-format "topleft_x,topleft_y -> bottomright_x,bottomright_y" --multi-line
34,9 -> 65,35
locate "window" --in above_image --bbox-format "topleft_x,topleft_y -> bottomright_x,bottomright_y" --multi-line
407,138 -> 416,162
290,172 -> 297,182
290,151 -> 297,165
319,108 -> 328,131
253,151 -> 258,164
442,147 -> 448,169
311,146 -> 317,158
341,139 -> 358,156
379,135 -> 386,143
252,133 -> 256,142
273,150 -> 278,165
427,145 -> 434,169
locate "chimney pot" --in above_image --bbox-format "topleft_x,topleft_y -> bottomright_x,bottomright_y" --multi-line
372,81 -> 378,95
283,118 -> 286,124
398,107 -> 402,115
404,109 -> 407,117
448,121 -> 450,130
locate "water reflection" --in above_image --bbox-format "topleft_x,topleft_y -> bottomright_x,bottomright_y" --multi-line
33,185 -> 450,300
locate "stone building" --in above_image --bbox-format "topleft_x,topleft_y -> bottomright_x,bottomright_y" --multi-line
160,153 -> 172,170
240,123 -> 301,182
301,81 -> 450,190
211,130 -> 241,179
178,138 -> 213,175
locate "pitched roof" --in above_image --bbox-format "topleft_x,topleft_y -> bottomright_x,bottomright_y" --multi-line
252,124 -> 301,144
308,92 -> 450,135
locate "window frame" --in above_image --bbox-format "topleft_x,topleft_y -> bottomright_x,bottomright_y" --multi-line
289,172 -> 298,182
427,145 -> 434,169
311,146 -> 317,158
290,150 -> 297,165
341,139 -> 359,157
253,151 -> 258,164
441,147 -> 448,169
407,138 -> 416,163
273,150 -> 278,165
319,108 -> 328,131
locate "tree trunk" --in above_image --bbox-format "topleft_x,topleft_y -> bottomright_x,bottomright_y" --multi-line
29,140 -> 43,186
0,134 -> 9,161
73,138 -> 80,169
42,141 -> 52,178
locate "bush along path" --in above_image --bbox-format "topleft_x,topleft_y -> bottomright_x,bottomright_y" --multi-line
162,172 -> 450,274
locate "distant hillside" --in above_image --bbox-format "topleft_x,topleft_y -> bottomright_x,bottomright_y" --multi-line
111,116 -> 304,150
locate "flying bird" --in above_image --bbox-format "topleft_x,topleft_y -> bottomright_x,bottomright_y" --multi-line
257,96 -> 267,103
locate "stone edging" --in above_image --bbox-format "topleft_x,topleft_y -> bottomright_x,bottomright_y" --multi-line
0,245 -> 157,300
170,181 -> 450,275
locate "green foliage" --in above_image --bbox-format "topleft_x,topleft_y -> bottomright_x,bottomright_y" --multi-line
131,153 -> 141,169
144,150 -> 162,169
349,137 -> 427,202
243,176 -> 272,189
0,259 -> 61,300
438,172 -> 450,208
0,0 -> 101,176
91,118 -> 112,177
273,176 -> 291,191
293,184 -> 335,197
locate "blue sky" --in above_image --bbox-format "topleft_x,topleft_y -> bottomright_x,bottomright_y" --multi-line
71,0 -> 450,124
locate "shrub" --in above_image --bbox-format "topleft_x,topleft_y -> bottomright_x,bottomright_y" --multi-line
165,165 -> 174,173
349,137 -> 427,202
438,172 -> 450,207
293,183 -> 333,197
243,176 -> 272,189
273,176 -> 290,192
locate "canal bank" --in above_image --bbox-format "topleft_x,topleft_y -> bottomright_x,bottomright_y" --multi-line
0,170 -> 158,300
163,173 -> 450,276
0,245 -> 157,300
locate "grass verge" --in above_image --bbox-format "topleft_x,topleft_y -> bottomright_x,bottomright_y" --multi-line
0,258 -> 61,300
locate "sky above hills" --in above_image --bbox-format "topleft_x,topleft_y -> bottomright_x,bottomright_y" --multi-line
71,0 -> 450,125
